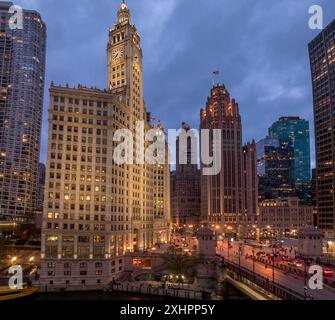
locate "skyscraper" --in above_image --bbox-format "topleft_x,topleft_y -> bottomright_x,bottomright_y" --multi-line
242,141 -> 258,220
256,137 -> 295,200
200,84 -> 258,235
37,163 -> 46,211
269,116 -> 311,201
170,123 -> 201,226
308,19 -> 335,237
40,2 -> 170,290
153,121 -> 171,244
0,2 -> 46,223
256,136 -> 280,177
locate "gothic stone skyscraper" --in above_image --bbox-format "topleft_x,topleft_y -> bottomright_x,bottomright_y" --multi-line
200,84 -> 258,235
309,19 -> 335,237
40,2 -> 170,290
0,2 -> 46,223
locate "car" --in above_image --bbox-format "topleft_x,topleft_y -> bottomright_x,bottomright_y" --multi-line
323,268 -> 334,277
288,261 -> 303,269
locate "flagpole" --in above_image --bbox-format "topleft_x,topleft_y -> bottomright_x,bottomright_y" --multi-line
212,70 -> 220,86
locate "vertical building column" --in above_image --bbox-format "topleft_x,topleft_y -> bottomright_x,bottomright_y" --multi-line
74,235 -> 78,259
57,235 -> 62,259
89,236 -> 93,259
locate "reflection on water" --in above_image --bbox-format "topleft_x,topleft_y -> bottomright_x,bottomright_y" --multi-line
30,291 -> 170,301
28,282 -> 249,301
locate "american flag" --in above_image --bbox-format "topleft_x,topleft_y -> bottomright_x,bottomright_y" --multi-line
182,122 -> 190,130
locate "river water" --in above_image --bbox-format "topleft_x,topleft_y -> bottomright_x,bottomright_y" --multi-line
28,282 -> 249,300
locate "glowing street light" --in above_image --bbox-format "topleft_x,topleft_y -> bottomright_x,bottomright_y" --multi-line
11,257 -> 17,264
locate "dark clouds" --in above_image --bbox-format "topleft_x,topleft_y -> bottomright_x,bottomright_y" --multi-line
16,0 -> 335,167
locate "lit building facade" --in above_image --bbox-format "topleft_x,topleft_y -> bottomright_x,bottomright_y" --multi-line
259,197 -> 313,239
200,84 -> 258,236
40,2 -> 170,290
308,19 -> 335,237
153,121 -> 171,244
0,2 -> 46,223
170,123 -> 201,226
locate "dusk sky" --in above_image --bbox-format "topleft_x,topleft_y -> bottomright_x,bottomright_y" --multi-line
15,0 -> 335,166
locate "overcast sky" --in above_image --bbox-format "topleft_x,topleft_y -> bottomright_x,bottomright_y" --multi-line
15,0 -> 335,167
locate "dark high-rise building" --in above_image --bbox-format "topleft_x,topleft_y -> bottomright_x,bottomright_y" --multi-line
256,138 -> 295,200
200,84 -> 258,235
256,136 -> 280,176
243,141 -> 258,220
36,162 -> 46,210
310,168 -> 317,226
171,123 -> 201,226
308,19 -> 335,237
0,2 -> 46,223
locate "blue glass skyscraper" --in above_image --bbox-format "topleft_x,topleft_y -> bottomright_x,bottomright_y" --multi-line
269,117 -> 311,186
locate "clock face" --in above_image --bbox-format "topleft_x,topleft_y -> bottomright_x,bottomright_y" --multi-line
112,48 -> 124,61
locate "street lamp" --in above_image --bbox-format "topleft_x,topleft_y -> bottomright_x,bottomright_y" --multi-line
252,249 -> 255,281
227,239 -> 230,263
272,247 -> 276,288
11,256 -> 17,264
303,256 -> 309,300
238,244 -> 242,280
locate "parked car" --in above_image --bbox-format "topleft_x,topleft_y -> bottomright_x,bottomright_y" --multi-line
323,268 -> 334,277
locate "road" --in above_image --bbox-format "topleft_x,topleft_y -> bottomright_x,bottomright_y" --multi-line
217,241 -> 335,300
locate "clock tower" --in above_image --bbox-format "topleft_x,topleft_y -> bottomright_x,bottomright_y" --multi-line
107,1 -> 144,120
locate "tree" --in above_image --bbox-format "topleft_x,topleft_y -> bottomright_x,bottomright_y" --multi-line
163,246 -> 201,283
0,235 -> 8,265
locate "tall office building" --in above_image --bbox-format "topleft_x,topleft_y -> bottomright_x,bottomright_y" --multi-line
0,2 -> 46,223
269,117 -> 311,185
256,136 -> 280,176
308,19 -> 335,237
170,123 -> 201,226
40,2 -> 170,290
242,141 -> 258,220
269,117 -> 311,202
153,121 -> 171,244
200,84 -> 258,235
37,163 -> 46,210
256,138 -> 295,200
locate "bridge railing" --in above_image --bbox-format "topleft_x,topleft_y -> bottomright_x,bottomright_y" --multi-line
223,260 -> 305,300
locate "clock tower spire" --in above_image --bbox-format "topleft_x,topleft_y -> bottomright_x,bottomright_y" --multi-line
107,1 -> 144,119
118,1 -> 131,24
